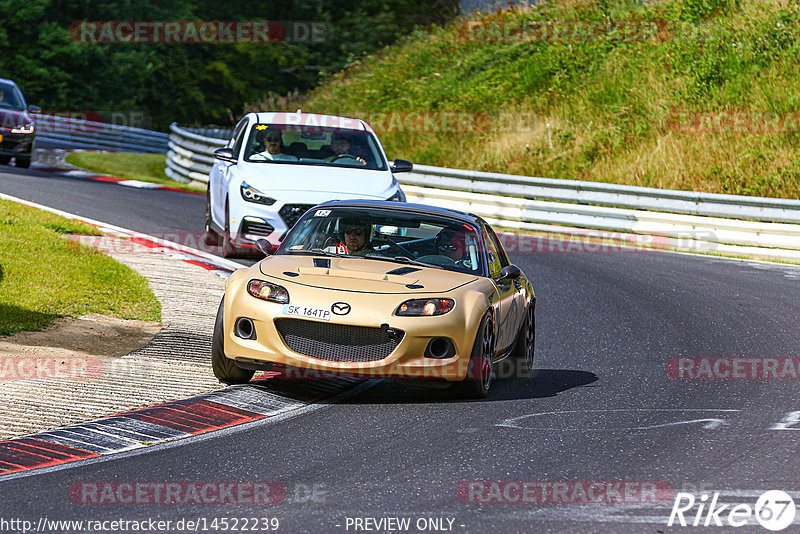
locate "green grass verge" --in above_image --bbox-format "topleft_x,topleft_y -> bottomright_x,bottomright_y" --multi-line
0,199 -> 161,336
65,152 -> 206,193
298,0 -> 800,199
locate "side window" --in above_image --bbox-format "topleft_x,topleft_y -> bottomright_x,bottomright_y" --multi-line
487,227 -> 510,267
483,227 -> 504,278
228,119 -> 248,156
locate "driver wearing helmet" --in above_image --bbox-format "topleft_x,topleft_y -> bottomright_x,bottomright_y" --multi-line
435,227 -> 475,269
325,218 -> 372,255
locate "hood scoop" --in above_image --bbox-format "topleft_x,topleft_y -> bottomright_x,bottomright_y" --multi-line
313,258 -> 331,268
386,266 -> 422,276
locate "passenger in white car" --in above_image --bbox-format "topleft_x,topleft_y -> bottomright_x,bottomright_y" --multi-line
252,130 -> 298,161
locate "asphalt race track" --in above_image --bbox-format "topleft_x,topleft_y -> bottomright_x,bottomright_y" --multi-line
2,166 -> 800,532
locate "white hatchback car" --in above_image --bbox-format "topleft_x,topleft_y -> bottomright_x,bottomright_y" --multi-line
204,111 -> 411,257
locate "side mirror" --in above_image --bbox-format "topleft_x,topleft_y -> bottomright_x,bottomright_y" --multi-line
256,239 -> 276,256
390,159 -> 413,173
27,105 -> 41,114
496,264 -> 521,281
213,147 -> 236,162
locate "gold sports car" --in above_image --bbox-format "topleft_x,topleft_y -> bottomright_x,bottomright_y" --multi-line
211,200 -> 535,398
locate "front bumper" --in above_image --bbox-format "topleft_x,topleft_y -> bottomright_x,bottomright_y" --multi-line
223,288 -> 479,382
0,131 -> 34,157
230,206 -> 290,246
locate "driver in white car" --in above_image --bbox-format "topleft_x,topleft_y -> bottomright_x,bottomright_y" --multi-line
326,133 -> 366,165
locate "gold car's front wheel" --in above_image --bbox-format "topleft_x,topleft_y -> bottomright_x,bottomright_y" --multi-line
453,314 -> 494,399
211,297 -> 255,385
508,303 -> 535,380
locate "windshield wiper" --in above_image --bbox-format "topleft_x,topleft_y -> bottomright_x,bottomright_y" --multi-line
364,254 -> 441,269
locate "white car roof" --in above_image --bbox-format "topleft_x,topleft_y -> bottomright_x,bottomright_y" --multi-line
253,111 -> 373,133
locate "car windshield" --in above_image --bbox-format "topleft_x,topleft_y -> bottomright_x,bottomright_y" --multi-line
0,83 -> 25,111
278,207 -> 485,275
242,124 -> 387,170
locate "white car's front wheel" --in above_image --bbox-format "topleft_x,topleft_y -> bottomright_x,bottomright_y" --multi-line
203,190 -> 221,246
222,200 -> 238,258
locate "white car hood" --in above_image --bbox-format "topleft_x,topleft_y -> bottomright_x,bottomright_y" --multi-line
239,162 -> 395,198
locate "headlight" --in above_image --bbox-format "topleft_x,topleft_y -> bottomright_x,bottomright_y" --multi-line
395,298 -> 454,316
11,124 -> 35,134
386,189 -> 406,202
240,182 -> 276,205
247,279 -> 289,303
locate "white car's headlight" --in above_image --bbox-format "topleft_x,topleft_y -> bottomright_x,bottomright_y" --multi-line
240,182 -> 276,205
11,124 -> 35,134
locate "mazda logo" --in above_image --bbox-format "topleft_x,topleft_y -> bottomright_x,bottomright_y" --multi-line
331,302 -> 351,315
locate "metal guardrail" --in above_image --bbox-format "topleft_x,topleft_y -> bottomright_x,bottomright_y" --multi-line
34,114 -> 169,153
164,123 -> 800,262
406,165 -> 800,224
165,123 -> 228,183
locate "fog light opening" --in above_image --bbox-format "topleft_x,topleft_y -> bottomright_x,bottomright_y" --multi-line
235,317 -> 256,340
426,338 -> 454,359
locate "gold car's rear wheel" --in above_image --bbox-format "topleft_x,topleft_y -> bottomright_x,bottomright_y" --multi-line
211,297 -> 254,385
453,314 -> 494,399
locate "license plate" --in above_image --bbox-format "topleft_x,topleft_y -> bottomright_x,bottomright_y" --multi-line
283,304 -> 331,321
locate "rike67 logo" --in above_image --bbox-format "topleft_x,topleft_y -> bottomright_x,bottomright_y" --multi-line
668,490 -> 796,531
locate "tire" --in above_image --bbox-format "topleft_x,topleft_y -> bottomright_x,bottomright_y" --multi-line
452,314 -> 495,399
0,156 -> 10,165
211,297 -> 254,385
221,200 -> 237,258
203,190 -> 221,247
15,156 -> 31,169
505,304 -> 535,380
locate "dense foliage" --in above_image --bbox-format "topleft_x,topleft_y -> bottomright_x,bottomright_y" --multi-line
303,0 -> 800,198
0,0 -> 458,129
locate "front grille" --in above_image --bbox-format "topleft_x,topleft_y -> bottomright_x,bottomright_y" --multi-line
241,218 -> 274,238
275,318 -> 404,363
279,204 -> 314,229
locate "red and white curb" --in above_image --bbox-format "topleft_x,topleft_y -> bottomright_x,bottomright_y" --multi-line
28,149 -> 201,196
0,377 -> 364,476
0,193 -> 371,476
76,173 -> 204,195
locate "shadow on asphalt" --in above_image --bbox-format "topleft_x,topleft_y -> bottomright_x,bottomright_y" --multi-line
330,368 -> 599,404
